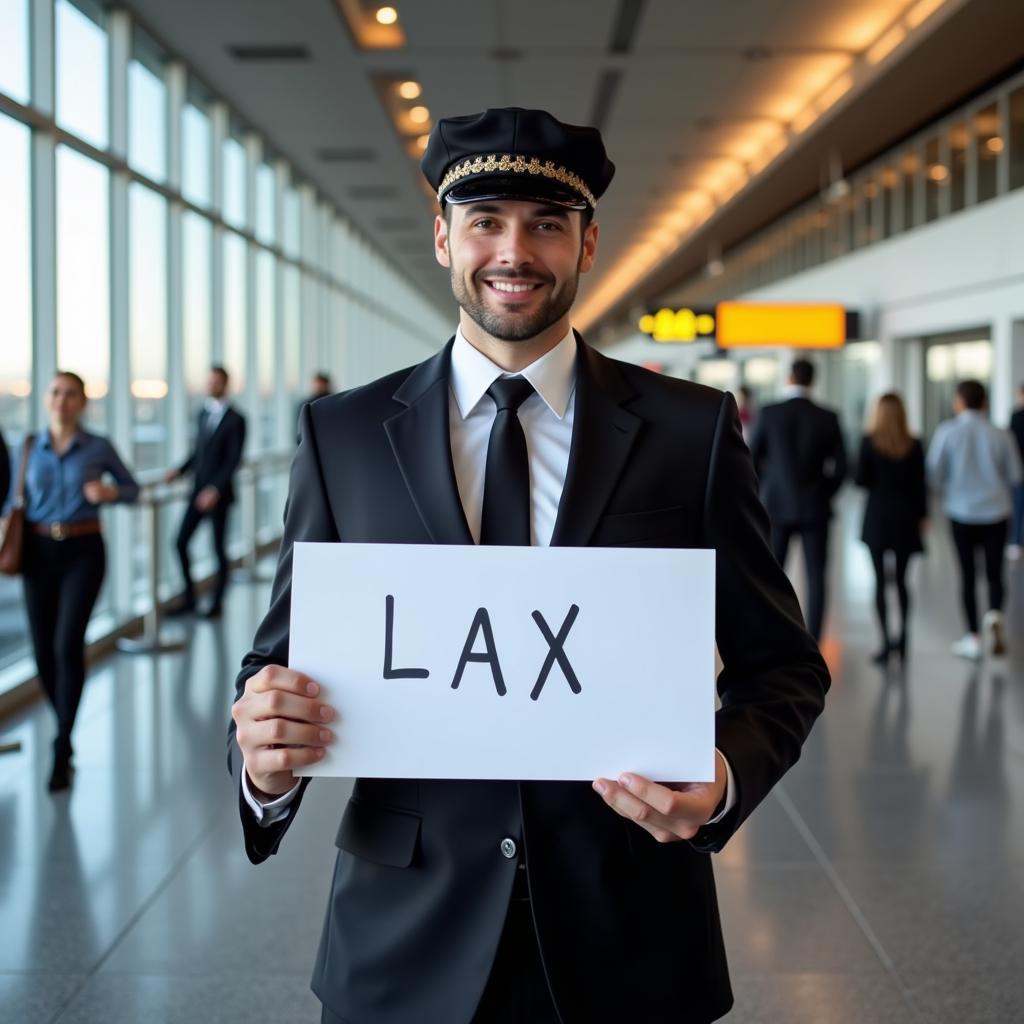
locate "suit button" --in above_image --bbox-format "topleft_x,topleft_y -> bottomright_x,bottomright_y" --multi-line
500,838 -> 517,859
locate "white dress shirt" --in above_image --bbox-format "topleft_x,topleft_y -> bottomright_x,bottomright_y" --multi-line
203,397 -> 227,435
244,326 -> 735,826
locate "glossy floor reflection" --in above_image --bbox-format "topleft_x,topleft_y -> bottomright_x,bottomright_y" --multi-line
1,498 -> 1023,1023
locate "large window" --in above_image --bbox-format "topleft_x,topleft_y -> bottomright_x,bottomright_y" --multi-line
128,47 -> 167,182
0,113 -> 32,438
222,134 -> 247,230
182,211 -> 212,404
283,187 -> 301,258
182,98 -> 211,207
975,103 -> 1000,203
0,0 -> 29,103
223,231 -> 247,390
56,0 -> 109,151
255,250 -> 276,450
256,163 -> 276,245
1010,86 -> 1024,191
57,145 -> 109,428
129,184 -> 168,472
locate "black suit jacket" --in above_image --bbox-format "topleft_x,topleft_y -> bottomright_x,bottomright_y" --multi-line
228,338 -> 829,1024
749,396 -> 847,527
855,436 -> 927,554
0,428 -> 9,512
180,406 -> 246,504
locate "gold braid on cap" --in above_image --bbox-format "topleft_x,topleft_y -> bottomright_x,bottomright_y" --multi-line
437,154 -> 596,208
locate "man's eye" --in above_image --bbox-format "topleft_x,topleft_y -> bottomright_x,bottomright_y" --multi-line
472,219 -> 495,229
536,221 -> 562,232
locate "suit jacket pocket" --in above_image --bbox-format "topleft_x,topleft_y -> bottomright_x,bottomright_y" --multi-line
591,505 -> 686,547
335,797 -> 422,868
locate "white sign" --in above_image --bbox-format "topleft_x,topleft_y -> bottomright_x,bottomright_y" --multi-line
290,543 -> 716,782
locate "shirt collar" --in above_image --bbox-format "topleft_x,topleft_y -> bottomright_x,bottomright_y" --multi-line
449,326 -> 577,421
205,398 -> 227,415
783,385 -> 811,400
38,427 -> 85,452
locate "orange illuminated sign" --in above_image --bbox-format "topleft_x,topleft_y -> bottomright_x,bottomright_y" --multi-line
715,302 -> 847,348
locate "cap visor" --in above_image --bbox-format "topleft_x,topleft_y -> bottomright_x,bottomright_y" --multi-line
444,174 -> 588,210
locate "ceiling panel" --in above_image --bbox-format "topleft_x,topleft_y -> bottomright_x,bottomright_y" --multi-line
115,0 -> 1012,329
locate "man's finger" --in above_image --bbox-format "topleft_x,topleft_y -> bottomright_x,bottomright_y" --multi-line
593,779 -> 701,841
252,690 -> 333,725
247,719 -> 334,750
248,745 -> 326,777
248,665 -> 320,697
618,773 -> 710,822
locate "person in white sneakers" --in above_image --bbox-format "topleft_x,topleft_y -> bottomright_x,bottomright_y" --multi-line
927,380 -> 1023,659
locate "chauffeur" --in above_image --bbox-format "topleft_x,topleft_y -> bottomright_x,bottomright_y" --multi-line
228,107 -> 830,1024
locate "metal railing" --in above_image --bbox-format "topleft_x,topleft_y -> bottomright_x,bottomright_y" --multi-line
116,451 -> 293,655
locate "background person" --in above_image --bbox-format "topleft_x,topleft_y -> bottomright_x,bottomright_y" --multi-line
17,371 -> 138,791
164,366 -> 246,620
855,393 -> 927,665
749,358 -> 847,641
296,371 -> 333,442
1008,382 -> 1024,559
927,379 -> 1022,659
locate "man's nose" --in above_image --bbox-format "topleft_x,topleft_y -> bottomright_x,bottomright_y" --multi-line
496,225 -> 534,267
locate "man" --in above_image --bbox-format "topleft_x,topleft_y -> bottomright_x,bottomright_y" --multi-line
229,108 -> 829,1024
165,366 -> 246,619
749,359 -> 847,641
927,379 -> 1022,659
1008,382 -> 1024,559
296,371 -> 333,443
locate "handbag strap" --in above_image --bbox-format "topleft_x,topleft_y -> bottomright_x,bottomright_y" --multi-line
12,434 -> 34,510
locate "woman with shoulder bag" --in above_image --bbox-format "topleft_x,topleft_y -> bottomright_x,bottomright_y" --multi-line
855,392 -> 928,666
19,372 -> 139,791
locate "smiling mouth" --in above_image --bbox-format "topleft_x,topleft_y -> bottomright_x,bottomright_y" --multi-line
484,279 -> 547,297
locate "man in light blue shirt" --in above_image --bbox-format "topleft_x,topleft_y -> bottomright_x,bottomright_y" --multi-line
927,379 -> 1022,659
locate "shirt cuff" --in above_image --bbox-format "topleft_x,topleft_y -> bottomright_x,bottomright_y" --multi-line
706,748 -> 736,825
241,767 -> 301,827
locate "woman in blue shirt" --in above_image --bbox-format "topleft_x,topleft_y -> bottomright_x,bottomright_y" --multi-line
21,371 -> 139,791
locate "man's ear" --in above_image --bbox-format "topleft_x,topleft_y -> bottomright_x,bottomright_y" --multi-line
434,214 -> 451,268
579,220 -> 599,275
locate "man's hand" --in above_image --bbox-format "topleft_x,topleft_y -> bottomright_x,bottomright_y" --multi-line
195,485 -> 220,512
592,750 -> 728,844
232,665 -> 336,800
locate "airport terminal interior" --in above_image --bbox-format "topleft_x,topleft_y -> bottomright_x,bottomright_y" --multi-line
2,0 -> 1024,1021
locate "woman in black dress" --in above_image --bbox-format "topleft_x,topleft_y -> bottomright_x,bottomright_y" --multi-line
855,393 -> 927,665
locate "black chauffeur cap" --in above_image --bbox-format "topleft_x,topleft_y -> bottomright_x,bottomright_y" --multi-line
421,107 -> 615,211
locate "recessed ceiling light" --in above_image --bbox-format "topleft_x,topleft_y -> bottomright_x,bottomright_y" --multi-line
398,80 -> 421,100
409,105 -> 430,124
376,6 -> 398,26
416,134 -> 429,151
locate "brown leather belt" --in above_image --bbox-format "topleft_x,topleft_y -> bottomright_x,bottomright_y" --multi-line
31,521 -> 102,541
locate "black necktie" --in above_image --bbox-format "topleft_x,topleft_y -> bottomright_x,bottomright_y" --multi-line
480,377 -> 535,546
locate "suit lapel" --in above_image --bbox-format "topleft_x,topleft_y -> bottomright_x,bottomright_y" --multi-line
385,340 -> 474,545
551,336 -> 641,547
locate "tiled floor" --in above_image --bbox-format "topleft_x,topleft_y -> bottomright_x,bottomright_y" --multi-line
1,497 -> 1022,1023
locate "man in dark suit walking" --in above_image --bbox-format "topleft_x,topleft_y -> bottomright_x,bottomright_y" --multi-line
228,109 -> 829,1024
749,358 -> 847,641
165,366 -> 246,619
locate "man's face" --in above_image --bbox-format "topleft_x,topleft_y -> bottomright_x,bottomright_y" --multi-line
434,200 -> 597,343
208,372 -> 228,399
